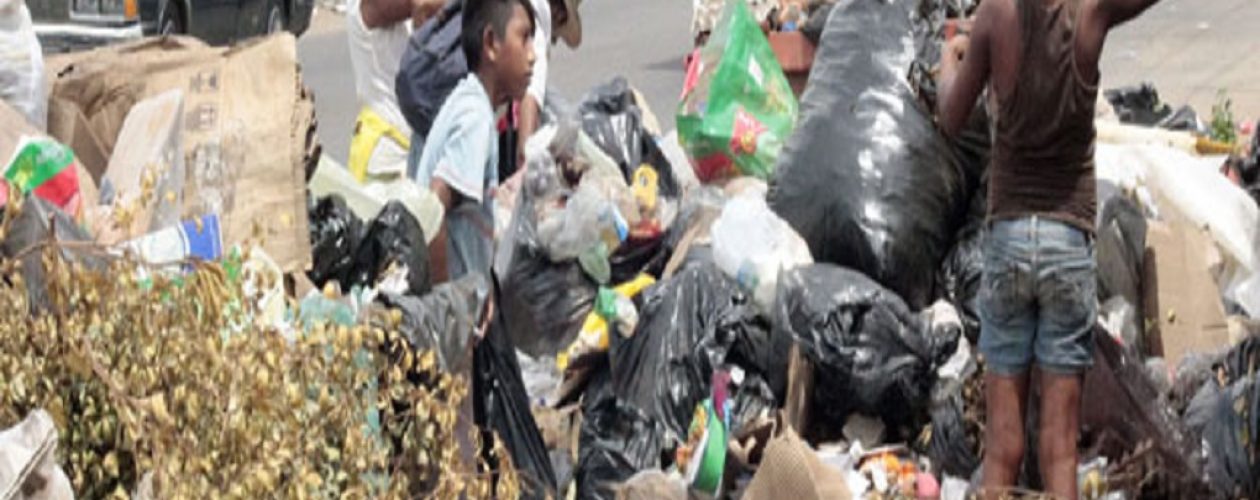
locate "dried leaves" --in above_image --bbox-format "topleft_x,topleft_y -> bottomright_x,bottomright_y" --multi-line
0,203 -> 517,498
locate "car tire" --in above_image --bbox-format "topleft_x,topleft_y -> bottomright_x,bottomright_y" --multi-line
266,0 -> 287,34
159,1 -> 185,35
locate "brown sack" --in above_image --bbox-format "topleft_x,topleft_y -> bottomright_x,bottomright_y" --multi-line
48,35 -> 315,271
742,426 -> 851,500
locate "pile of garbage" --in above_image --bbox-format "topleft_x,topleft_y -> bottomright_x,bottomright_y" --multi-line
0,34 -> 524,498
3,0 -> 1260,499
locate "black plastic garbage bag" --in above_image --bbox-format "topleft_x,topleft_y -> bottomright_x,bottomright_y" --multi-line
1192,375 -> 1260,499
1081,330 -> 1209,497
609,263 -> 786,440
923,380 -> 981,478
1096,197 -> 1146,308
472,292 -> 558,499
0,195 -> 102,312
768,0 -> 972,309
378,273 -> 486,374
499,171 -> 599,357
575,366 -> 669,500
351,201 -> 431,296
1095,196 -> 1147,348
1104,82 -> 1206,133
308,195 -> 363,289
776,264 -> 959,441
938,196 -> 985,343
578,77 -> 681,200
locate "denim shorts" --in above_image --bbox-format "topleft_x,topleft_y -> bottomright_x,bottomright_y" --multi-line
978,216 -> 1097,375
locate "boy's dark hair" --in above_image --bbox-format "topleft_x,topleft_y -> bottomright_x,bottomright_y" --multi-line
461,0 -> 537,71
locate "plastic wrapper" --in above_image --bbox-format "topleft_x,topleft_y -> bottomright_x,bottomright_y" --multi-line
5,137 -> 84,219
472,296 -> 558,499
536,172 -> 636,263
677,0 -> 798,183
575,366 -> 669,500
378,273 -> 486,375
768,0 -> 972,309
711,191 -> 813,313
610,263 -> 785,441
775,264 -> 958,441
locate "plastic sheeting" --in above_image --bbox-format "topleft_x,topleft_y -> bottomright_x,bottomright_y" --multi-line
1095,142 -> 1260,317
1095,196 -> 1148,347
575,367 -> 669,500
472,297 -> 559,499
776,264 -> 958,441
610,263 -> 785,441
0,196 -> 101,312
307,196 -> 430,296
768,0 -> 972,309
378,273 -> 486,375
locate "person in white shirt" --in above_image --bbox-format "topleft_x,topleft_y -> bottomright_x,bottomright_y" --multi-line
514,0 -> 581,165
346,0 -> 444,182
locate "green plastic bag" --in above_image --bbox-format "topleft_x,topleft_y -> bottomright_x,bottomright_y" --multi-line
677,0 -> 798,183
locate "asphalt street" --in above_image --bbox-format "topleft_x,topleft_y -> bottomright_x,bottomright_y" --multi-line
297,0 -> 693,166
299,0 -> 1260,166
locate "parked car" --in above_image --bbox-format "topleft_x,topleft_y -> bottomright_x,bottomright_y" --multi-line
28,0 -> 314,52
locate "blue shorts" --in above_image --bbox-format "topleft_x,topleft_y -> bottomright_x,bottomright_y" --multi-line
979,216 -> 1097,376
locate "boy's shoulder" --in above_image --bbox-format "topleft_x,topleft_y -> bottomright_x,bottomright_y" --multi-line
444,75 -> 495,117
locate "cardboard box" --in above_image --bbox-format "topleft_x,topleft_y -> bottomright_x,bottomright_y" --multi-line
47,35 -> 315,272
769,31 -> 815,97
46,98 -> 111,183
784,344 -> 814,436
1143,220 -> 1231,366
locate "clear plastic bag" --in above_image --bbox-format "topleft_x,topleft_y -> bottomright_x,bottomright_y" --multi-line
0,3 -> 45,130
711,190 -> 813,312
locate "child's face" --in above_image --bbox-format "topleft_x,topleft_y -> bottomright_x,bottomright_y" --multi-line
491,4 -> 536,102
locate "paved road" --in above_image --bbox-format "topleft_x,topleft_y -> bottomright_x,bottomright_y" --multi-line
298,0 -> 692,166
300,0 -> 1259,165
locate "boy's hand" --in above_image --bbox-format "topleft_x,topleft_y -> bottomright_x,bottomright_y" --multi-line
411,0 -> 443,27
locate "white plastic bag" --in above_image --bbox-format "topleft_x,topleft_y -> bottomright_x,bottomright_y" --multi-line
0,1 -> 46,130
711,188 -> 813,311
1095,142 -> 1260,316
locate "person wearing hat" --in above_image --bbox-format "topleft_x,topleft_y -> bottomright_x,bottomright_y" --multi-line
515,0 -> 581,163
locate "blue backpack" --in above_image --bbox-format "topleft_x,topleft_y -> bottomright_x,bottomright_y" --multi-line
395,0 -> 467,140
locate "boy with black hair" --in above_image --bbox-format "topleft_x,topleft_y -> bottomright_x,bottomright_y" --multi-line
414,0 -> 536,285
